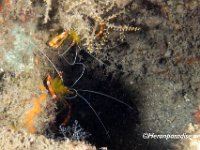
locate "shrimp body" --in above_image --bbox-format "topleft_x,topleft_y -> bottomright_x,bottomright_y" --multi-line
46,75 -> 72,126
49,31 -> 69,48
48,30 -> 80,49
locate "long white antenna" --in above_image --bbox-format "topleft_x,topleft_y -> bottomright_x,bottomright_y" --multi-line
77,93 -> 110,139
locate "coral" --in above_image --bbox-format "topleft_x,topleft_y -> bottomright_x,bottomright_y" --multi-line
43,0 -> 52,24
0,126 -> 96,150
0,72 -> 42,128
59,120 -> 91,141
173,123 -> 200,150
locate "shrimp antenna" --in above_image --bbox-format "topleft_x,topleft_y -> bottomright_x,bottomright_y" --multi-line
71,62 -> 85,87
38,49 -> 61,79
58,46 -> 78,65
60,41 -> 75,57
59,47 -> 86,87
78,89 -> 133,110
77,92 -> 110,139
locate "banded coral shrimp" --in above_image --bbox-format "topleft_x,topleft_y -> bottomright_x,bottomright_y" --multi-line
57,0 -> 141,54
36,46 -> 138,148
47,0 -> 141,70
47,29 -> 134,78
47,29 -> 109,69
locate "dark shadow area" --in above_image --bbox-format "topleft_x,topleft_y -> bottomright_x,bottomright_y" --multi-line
43,51 -> 141,149
43,50 -> 171,150
70,69 -> 139,150
63,56 -> 140,150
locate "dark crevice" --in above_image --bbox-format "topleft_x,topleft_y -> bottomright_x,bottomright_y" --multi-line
43,53 -> 141,149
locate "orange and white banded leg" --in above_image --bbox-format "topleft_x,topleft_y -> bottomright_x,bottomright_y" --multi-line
49,31 -> 69,49
47,75 -> 58,102
47,74 -> 72,126
61,100 -> 72,126
95,22 -> 105,39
